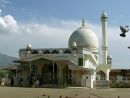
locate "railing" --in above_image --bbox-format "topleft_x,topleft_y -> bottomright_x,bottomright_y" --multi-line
94,80 -> 110,88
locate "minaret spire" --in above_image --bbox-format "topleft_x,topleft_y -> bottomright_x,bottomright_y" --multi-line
82,18 -> 85,27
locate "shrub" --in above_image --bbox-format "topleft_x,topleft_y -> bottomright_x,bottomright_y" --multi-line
110,81 -> 130,88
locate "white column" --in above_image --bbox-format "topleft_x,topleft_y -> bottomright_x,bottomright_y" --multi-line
106,69 -> 110,81
101,12 -> 108,64
93,70 -> 96,81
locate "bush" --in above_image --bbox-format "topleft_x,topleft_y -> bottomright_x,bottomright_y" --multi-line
110,81 -> 130,88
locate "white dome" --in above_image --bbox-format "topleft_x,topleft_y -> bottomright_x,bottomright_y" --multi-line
26,43 -> 32,48
68,26 -> 99,51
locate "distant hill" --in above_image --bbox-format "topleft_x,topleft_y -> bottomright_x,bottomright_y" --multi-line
0,53 -> 17,67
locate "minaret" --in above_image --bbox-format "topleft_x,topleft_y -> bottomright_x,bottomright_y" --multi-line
101,12 -> 108,64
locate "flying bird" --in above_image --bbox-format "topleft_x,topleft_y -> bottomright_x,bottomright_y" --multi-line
120,26 -> 129,37
128,46 -> 130,49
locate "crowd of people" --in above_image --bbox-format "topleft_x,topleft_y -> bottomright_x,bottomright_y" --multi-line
29,76 -> 43,87
0,76 -> 14,86
0,76 -> 42,88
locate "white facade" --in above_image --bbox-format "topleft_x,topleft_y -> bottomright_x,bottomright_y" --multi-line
16,12 -> 112,88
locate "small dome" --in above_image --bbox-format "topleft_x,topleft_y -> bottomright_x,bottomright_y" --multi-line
71,41 -> 77,49
107,54 -> 112,59
101,12 -> 107,18
26,43 -> 32,48
68,25 -> 99,51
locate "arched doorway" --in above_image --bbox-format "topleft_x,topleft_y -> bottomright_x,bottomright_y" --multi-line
97,70 -> 106,80
60,65 -> 72,86
62,65 -> 69,85
42,62 -> 58,85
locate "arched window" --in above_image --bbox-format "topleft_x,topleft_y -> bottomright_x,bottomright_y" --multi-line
32,50 -> 38,54
64,49 -> 72,54
52,50 -> 59,54
44,50 -> 50,54
97,70 -> 106,80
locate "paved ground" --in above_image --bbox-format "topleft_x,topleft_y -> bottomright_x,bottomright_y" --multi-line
0,87 -> 130,98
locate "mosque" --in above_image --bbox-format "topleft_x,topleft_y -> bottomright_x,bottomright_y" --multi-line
14,12 -> 112,88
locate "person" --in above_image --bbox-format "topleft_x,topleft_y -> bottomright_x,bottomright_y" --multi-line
19,77 -> 23,86
29,77 -> 33,87
39,77 -> 43,87
1,77 -> 5,86
35,79 -> 39,87
11,76 -> 14,86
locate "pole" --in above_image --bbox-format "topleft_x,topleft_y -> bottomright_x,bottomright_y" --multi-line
30,61 -> 32,77
53,61 -> 55,79
68,62 -> 69,85
53,61 -> 55,85
16,65 -> 17,78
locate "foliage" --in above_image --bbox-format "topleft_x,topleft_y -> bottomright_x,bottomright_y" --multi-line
0,71 -> 4,77
110,81 -> 130,88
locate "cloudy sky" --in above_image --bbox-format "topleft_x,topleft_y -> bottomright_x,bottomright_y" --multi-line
0,0 -> 130,68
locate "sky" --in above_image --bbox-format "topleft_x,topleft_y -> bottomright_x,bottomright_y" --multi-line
0,0 -> 130,68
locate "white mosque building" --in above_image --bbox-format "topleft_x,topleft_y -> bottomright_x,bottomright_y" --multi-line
15,12 -> 112,88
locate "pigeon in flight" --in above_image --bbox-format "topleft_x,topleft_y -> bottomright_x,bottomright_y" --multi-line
120,26 -> 129,37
